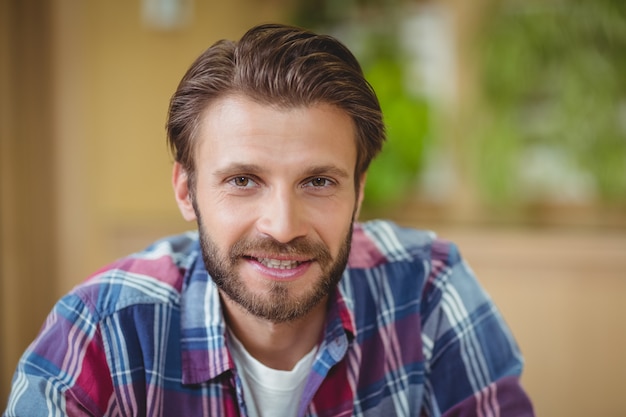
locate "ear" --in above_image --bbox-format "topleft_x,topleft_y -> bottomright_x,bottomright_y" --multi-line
354,172 -> 367,220
172,162 -> 197,222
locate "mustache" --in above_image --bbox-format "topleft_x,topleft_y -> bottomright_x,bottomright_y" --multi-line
229,236 -> 332,263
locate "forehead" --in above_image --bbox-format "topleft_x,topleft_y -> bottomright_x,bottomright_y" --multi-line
194,95 -> 358,173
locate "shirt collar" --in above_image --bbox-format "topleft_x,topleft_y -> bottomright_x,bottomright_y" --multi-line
180,246 -> 233,385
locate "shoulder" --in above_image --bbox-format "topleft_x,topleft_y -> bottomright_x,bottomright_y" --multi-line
339,221 -> 465,345
68,231 -> 201,319
349,219 -> 459,269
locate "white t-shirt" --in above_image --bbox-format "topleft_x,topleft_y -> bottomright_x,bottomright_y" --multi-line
227,329 -> 318,417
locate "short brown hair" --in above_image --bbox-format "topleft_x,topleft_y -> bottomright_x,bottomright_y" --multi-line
166,23 -> 385,185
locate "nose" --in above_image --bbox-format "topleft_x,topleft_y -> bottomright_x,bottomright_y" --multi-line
256,187 -> 308,243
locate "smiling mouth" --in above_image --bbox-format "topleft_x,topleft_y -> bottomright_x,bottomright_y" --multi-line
257,258 -> 304,269
243,256 -> 310,270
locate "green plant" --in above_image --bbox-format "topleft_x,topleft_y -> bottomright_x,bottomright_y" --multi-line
476,0 -> 626,204
362,55 -> 430,210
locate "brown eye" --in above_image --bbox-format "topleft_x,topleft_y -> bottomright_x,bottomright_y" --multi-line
233,177 -> 250,187
311,177 -> 328,187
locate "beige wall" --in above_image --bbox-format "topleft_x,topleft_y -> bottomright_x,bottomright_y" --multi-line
2,1 -> 626,416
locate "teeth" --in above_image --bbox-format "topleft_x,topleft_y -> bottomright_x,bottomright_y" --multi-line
257,258 -> 302,269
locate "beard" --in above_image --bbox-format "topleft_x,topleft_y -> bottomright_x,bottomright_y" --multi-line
196,214 -> 353,324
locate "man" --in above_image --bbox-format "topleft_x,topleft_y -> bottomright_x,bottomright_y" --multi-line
4,24 -> 534,416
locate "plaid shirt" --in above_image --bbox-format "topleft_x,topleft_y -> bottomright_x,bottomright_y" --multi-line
4,220 -> 534,416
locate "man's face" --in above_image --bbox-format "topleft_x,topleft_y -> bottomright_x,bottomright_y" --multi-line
173,95 -> 364,323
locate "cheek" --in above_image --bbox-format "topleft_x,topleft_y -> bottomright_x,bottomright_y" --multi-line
194,194 -> 257,246
311,203 -> 356,252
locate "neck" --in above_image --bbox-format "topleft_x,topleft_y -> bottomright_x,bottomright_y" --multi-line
220,293 -> 328,370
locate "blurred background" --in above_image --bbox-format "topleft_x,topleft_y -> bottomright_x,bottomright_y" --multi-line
1,0 -> 625,415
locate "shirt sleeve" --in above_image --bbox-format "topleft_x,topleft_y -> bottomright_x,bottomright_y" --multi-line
3,292 -> 113,417
420,240 -> 535,417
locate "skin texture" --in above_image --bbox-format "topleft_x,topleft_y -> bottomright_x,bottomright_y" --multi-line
173,95 -> 365,369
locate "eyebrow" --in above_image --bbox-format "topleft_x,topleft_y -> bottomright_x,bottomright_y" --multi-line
213,163 -> 264,178
303,165 -> 351,180
213,163 -> 351,180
